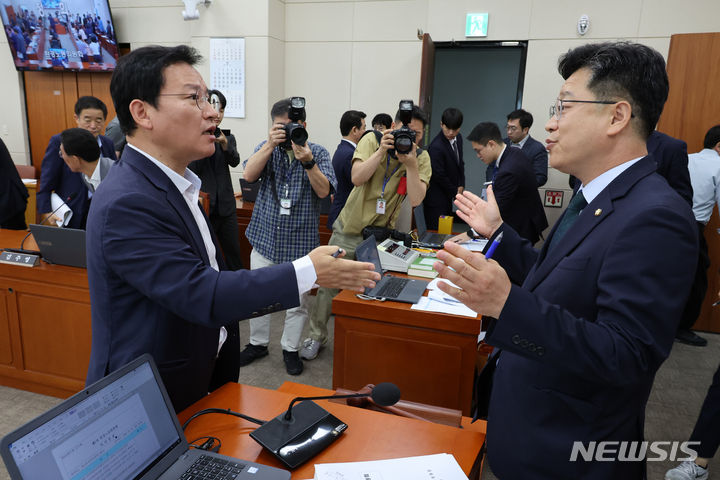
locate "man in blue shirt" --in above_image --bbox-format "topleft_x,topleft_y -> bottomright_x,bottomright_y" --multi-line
240,98 -> 336,375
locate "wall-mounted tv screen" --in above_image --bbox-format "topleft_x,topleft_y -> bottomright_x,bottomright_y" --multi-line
1,0 -> 119,71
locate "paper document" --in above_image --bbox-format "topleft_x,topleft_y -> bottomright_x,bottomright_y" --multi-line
314,453 -> 468,480
50,192 -> 73,227
412,290 -> 478,318
460,238 -> 488,252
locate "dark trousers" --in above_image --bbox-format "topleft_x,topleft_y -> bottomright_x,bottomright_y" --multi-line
210,213 -> 243,271
678,222 -> 710,331
689,362 -> 720,458
0,211 -> 26,230
208,321 -> 240,392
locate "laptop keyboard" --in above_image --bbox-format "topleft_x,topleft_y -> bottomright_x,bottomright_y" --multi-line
424,232 -> 447,244
181,454 -> 246,479
375,276 -> 408,298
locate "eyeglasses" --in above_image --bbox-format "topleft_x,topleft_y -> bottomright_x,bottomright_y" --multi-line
506,125 -> 519,132
549,98 -> 617,121
158,89 -> 216,110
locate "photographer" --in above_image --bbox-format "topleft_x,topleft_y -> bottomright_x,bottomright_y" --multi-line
240,97 -> 336,375
188,89 -> 243,271
301,101 -> 432,361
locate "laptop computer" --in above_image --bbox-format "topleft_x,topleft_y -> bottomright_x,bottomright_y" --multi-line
0,354 -> 290,480
413,206 -> 453,249
29,224 -> 86,268
239,178 -> 260,203
354,236 -> 428,303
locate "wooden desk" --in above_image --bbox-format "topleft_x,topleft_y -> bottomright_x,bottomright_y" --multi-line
23,180 -> 37,227
0,230 -> 90,398
332,289 -> 481,416
179,382 -> 485,479
236,198 -> 332,269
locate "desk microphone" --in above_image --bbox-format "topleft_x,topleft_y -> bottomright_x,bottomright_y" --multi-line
7,192 -> 78,255
250,383 -> 401,469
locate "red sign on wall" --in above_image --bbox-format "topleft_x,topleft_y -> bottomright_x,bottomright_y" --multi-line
544,190 -> 564,208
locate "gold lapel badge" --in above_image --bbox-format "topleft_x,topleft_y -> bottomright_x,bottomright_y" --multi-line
594,209 -> 602,216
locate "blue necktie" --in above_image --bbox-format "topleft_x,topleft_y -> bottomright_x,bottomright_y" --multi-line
548,190 -> 587,251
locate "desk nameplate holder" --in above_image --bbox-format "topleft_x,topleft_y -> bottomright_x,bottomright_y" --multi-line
0,250 -> 40,267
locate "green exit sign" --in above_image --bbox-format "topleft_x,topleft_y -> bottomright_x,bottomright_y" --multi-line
465,13 -> 488,37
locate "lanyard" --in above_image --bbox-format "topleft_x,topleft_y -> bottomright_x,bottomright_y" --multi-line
381,156 -> 400,198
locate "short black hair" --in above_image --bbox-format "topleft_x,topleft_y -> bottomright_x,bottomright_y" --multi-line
507,109 -> 533,130
210,89 -> 227,110
441,108 -> 463,130
110,45 -> 203,135
371,113 -> 392,130
395,105 -> 427,127
703,125 -> 720,149
339,110 -> 366,136
271,98 -> 306,122
60,127 -> 100,163
467,122 -> 503,145
75,96 -> 107,119
558,42 -> 669,139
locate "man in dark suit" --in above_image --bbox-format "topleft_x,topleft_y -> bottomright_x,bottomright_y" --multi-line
37,96 -> 117,228
435,42 -> 697,479
0,138 -> 28,230
467,121 -> 547,244
327,109 -> 366,229
85,45 -> 380,412
189,89 -> 244,271
423,107 -> 465,230
486,108 -> 548,187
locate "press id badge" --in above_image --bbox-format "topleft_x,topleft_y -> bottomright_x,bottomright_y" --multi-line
280,197 -> 291,215
376,198 -> 386,215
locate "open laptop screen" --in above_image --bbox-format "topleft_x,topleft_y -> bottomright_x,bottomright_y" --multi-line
5,360 -> 180,480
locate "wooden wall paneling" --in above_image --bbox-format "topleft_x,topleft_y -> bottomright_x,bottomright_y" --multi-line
23,71 -> 69,168
62,71 -> 80,127
657,32 -> 720,333
89,73 -> 115,122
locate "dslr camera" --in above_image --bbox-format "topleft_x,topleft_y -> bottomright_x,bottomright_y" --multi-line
281,96 -> 308,148
389,99 -> 416,157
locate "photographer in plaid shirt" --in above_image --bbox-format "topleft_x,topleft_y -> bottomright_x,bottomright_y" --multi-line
240,97 -> 336,375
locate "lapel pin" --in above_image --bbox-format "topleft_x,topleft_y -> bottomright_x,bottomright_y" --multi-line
594,209 -> 602,216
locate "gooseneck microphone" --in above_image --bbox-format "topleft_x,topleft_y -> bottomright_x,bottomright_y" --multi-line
283,382 -> 400,421
10,192 -> 79,255
250,383 -> 401,469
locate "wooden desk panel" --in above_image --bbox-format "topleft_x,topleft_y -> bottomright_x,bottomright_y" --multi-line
332,289 -> 481,416
0,230 -> 90,398
179,382 -> 485,479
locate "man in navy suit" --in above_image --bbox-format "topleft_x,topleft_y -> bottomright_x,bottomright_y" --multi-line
435,42 -> 697,479
327,109 -> 366,229
468,121 -> 547,245
486,108 -> 548,187
423,107 -> 465,230
37,96 -> 117,228
85,45 -> 380,412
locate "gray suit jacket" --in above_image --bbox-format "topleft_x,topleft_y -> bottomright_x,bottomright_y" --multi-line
82,156 -> 115,193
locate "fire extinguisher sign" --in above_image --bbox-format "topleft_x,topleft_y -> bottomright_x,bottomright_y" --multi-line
544,190 -> 564,208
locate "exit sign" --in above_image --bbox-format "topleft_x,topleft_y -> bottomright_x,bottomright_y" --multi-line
544,190 -> 565,208
465,13 -> 488,37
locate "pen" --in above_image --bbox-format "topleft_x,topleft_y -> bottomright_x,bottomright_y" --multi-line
713,299 -> 720,307
331,248 -> 344,258
484,232 -> 503,260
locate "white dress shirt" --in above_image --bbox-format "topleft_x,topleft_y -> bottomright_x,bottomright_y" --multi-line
688,148 -> 720,224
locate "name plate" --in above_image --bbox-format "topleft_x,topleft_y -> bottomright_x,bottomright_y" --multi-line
0,250 -> 40,267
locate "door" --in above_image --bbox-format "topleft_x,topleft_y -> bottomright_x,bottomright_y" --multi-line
657,32 -> 720,333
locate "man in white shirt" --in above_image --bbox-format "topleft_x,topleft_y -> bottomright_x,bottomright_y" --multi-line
59,127 -> 114,193
84,45 -> 379,412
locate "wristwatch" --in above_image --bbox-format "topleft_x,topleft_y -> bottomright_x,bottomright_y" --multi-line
301,159 -> 316,170
466,228 -> 482,240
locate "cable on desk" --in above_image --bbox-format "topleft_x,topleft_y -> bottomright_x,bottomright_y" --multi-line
189,435 -> 222,453
181,407 -> 266,431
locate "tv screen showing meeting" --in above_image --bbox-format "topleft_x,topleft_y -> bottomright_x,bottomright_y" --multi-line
1,0 -> 119,72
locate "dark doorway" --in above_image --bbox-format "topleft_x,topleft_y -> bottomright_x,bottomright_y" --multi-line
424,42 -> 527,195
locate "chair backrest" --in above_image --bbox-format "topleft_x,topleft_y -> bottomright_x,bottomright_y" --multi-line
16,164 -> 38,179
199,190 -> 210,215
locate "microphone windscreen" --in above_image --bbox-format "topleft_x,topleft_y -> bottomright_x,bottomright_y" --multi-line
370,382 -> 400,406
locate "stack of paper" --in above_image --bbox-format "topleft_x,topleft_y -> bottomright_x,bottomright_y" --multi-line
410,278 -> 478,318
313,453 -> 469,480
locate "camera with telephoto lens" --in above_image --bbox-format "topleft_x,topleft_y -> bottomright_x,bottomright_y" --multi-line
281,96 -> 308,148
389,99 -> 416,157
